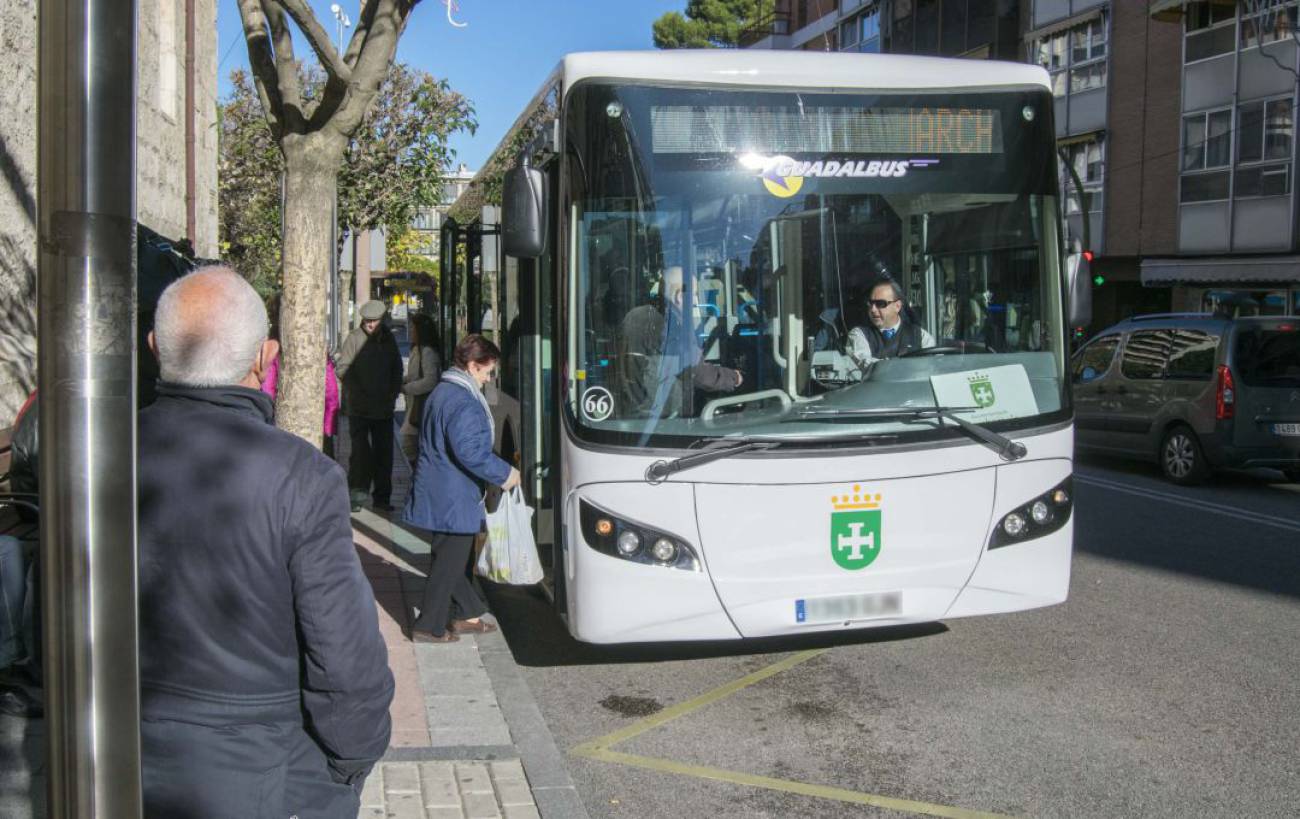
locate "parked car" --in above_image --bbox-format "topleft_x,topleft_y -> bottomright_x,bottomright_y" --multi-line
1071,313 -> 1300,485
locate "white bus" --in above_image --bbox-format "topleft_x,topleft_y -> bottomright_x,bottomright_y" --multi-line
464,50 -> 1091,644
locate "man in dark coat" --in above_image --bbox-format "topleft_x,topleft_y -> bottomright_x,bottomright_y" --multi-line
615,266 -> 742,418
139,266 -> 394,819
337,299 -> 404,511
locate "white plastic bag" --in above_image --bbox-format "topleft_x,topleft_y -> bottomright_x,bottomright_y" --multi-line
477,487 -> 543,585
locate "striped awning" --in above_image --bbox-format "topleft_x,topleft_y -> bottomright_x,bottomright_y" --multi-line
1142,256 -> 1300,285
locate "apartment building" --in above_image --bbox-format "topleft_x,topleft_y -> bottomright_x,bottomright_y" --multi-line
1143,0 -> 1300,317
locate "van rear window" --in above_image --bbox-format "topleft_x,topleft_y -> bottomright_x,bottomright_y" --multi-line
1235,327 -> 1300,387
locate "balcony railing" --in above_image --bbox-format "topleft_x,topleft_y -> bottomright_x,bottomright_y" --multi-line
739,11 -> 792,47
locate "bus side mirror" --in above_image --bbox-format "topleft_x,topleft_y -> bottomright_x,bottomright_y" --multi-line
1066,251 -> 1093,328
502,161 -> 547,259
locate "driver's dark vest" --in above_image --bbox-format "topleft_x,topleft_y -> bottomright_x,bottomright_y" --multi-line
869,322 -> 925,358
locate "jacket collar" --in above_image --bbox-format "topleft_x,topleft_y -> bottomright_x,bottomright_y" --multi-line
154,382 -> 275,425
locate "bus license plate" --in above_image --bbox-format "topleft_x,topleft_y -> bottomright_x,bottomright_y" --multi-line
1272,423 -> 1300,436
795,591 -> 902,624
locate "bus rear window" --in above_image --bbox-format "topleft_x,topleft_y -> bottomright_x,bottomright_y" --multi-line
1235,327 -> 1300,387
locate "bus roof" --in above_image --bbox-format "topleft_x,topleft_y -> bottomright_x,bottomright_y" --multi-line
448,50 -> 1050,222
558,50 -> 1051,93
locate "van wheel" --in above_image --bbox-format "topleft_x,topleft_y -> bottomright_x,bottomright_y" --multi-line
1160,426 -> 1210,485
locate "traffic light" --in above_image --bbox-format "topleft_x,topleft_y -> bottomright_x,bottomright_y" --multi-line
1093,274 -> 1106,287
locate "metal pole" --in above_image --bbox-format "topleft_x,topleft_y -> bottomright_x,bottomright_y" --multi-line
37,0 -> 142,813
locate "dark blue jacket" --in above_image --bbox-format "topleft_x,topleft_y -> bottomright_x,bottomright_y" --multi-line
138,384 -> 394,819
403,378 -> 511,534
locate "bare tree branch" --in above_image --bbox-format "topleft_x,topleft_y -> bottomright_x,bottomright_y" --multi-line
277,0 -> 354,85
261,0 -> 305,128
342,0 -> 376,68
236,0 -> 286,137
330,0 -> 414,137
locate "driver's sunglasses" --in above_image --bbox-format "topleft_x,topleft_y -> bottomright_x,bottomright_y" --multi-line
868,298 -> 898,309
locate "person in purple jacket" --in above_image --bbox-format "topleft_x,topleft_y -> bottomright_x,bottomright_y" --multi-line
402,334 -> 520,643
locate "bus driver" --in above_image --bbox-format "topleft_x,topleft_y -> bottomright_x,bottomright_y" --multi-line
847,277 -> 936,368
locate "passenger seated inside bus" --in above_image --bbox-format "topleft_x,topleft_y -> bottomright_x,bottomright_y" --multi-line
614,265 -> 743,418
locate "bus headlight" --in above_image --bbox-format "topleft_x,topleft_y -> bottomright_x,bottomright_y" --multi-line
988,477 -> 1073,549
650,538 -> 678,563
617,531 -> 642,556
579,499 -> 701,572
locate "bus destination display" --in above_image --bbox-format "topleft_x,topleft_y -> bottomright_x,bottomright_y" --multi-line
652,106 -> 1004,155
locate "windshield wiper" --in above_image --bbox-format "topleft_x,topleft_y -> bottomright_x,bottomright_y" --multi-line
644,438 -> 781,484
791,406 -> 1028,461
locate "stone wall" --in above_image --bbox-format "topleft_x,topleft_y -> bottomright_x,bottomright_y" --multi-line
0,0 -> 38,423
0,0 -> 218,423
137,0 -> 220,259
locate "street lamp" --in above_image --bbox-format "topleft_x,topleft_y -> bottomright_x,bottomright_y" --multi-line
329,3 -> 351,348
330,3 -> 351,51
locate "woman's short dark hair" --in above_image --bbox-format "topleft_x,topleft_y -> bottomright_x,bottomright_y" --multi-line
409,313 -> 436,348
453,334 -> 501,369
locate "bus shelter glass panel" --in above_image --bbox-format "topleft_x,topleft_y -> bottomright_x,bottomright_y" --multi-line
566,83 -> 1068,450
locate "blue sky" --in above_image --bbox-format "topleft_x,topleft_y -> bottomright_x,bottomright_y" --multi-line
217,0 -> 685,170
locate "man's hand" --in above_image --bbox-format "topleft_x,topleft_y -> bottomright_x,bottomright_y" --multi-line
502,467 -> 521,490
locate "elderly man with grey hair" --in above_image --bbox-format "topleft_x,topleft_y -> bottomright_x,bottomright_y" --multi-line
139,266 -> 394,818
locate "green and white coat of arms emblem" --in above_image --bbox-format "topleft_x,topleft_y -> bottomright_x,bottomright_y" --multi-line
968,375 -> 996,408
830,487 -> 882,570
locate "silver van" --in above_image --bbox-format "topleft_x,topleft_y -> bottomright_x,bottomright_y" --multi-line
1071,314 -> 1300,484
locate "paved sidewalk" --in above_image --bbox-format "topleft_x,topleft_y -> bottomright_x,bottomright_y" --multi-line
341,416 -> 587,819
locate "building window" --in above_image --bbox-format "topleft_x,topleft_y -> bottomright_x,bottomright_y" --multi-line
1181,108 -> 1233,203
1062,138 -> 1104,215
1181,109 -> 1233,171
1237,98 -> 1293,164
1236,97 -> 1293,197
158,0 -> 178,119
1034,14 -> 1107,99
1184,1 -> 1236,63
1240,1 -> 1298,47
838,5 -> 880,53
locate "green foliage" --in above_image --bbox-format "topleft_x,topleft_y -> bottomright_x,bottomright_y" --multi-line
386,226 -> 441,284
652,0 -> 774,49
338,68 -> 476,239
219,70 -> 284,300
218,63 -> 476,299
448,97 -> 556,223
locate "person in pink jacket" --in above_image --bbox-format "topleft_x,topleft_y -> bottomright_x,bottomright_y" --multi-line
261,354 -> 341,456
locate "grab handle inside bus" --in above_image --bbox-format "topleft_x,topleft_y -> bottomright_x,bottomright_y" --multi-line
502,155 -> 547,259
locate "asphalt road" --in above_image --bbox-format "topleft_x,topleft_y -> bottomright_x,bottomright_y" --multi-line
485,455 -> 1300,818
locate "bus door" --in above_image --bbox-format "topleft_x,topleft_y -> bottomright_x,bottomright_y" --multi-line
503,177 -> 562,608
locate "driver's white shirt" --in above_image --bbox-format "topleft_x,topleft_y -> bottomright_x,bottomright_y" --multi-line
846,323 -> 936,368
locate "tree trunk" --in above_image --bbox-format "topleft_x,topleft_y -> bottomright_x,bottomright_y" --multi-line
279,133 -> 344,446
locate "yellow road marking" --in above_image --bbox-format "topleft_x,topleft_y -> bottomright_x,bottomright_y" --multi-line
571,648 -> 827,755
571,648 -> 1015,819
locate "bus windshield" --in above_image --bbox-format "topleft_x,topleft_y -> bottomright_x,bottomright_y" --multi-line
566,82 -> 1069,449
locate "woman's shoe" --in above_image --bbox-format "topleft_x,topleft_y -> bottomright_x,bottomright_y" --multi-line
411,629 -> 459,643
449,618 -> 498,634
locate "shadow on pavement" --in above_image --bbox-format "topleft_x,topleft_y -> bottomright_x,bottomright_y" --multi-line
1075,453 -> 1300,601
482,582 -> 947,668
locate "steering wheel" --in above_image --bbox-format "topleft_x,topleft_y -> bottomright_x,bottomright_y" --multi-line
899,341 -> 993,357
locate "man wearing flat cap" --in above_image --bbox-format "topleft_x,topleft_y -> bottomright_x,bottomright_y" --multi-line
337,300 -> 404,511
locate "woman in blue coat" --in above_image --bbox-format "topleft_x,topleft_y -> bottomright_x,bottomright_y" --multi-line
403,335 -> 520,642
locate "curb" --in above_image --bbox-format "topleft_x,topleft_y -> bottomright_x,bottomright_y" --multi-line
476,629 -> 590,819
